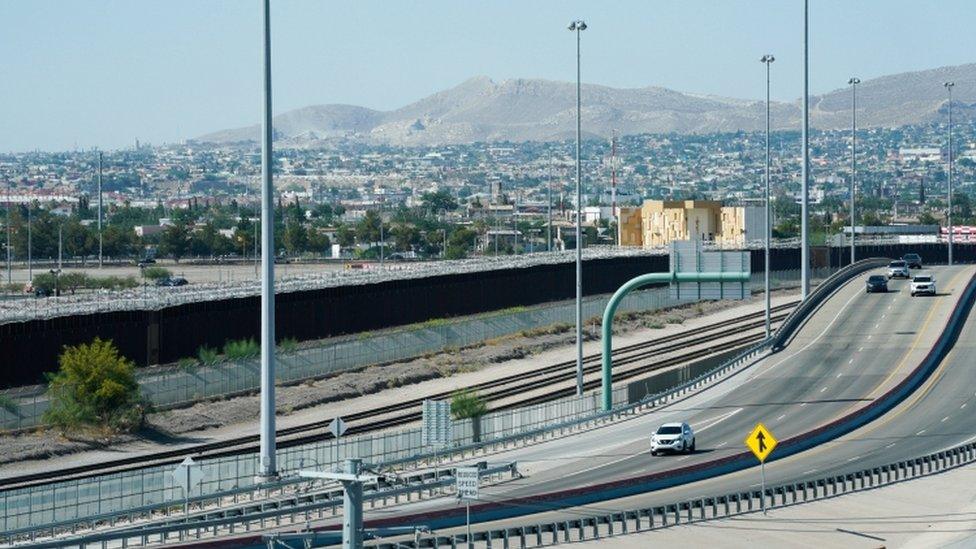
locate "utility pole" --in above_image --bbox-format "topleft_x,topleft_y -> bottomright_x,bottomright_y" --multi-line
258,0 -> 277,480
761,54 -> 775,339
27,205 -> 32,282
97,151 -> 104,268
800,0 -> 810,299
945,81 -> 955,266
5,178 -> 10,284
848,77 -> 860,265
569,19 -> 587,396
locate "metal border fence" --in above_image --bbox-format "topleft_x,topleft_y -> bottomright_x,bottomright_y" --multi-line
0,268 -> 824,432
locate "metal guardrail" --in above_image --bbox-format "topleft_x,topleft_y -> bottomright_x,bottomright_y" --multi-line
13,463 -> 520,549
770,257 -> 890,352
390,441 -> 976,548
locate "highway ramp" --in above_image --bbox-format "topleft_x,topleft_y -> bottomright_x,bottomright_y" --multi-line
303,266 -> 975,536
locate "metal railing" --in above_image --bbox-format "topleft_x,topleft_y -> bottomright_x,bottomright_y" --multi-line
391,441 -> 976,548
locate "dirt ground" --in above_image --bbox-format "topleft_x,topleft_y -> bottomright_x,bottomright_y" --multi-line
0,288 -> 796,466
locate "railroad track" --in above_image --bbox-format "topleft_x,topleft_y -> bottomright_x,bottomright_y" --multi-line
1,301 -> 797,490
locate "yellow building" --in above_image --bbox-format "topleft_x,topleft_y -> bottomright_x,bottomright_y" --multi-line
619,200 -> 762,248
619,200 -> 722,248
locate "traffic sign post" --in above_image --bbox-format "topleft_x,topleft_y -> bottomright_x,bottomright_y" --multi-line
745,423 -> 778,514
171,456 -> 205,519
329,417 -> 347,470
455,467 -> 480,548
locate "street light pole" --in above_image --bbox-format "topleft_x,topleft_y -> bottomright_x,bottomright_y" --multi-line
5,178 -> 10,284
258,0 -> 278,480
761,54 -> 775,339
569,19 -> 587,396
945,81 -> 954,266
547,152 -> 553,252
848,77 -> 860,266
97,151 -> 104,268
800,0 -> 810,299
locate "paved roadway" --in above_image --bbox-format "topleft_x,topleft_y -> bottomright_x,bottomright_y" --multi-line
345,266 -> 975,536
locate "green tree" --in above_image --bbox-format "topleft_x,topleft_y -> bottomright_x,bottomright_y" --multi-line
356,210 -> 383,244
450,389 -> 487,420
43,338 -> 143,432
283,220 -> 309,255
445,227 -> 477,259
159,223 -> 191,262
421,190 -> 458,213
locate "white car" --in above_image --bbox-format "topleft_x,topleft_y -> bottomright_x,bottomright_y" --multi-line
911,275 -> 936,297
887,260 -> 910,279
650,422 -> 695,455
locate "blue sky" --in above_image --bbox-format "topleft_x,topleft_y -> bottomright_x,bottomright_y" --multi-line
1,0 -> 973,152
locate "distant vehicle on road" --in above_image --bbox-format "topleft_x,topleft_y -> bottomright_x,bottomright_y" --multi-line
137,258 -> 156,267
887,260 -> 910,279
650,422 -> 695,455
155,276 -> 188,287
903,253 -> 923,269
866,275 -> 889,293
911,275 -> 936,297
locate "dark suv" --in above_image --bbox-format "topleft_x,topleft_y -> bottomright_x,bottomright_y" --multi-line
903,253 -> 923,269
866,275 -> 889,293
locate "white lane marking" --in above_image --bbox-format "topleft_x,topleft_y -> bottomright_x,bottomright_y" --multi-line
868,335 -> 873,340
881,314 -> 886,319
802,469 -> 818,475
962,403 -> 968,409
847,456 -> 861,462
677,456 -> 690,461
760,289 -> 864,375
821,387 -> 828,393
800,402 -> 807,407
692,408 -> 744,433
885,443 -> 896,449
875,323 -> 880,329
836,373 -> 843,378
942,416 -> 950,422
716,441 -> 728,448
917,430 -> 927,435
848,358 -> 855,364
858,347 -> 864,352
776,414 -> 786,421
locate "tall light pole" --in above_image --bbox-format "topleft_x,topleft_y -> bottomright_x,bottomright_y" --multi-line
848,77 -> 860,266
97,151 -> 104,268
569,19 -> 587,396
547,152 -> 553,252
945,81 -> 954,266
800,0 -> 810,299
761,54 -> 775,339
5,179 -> 10,285
258,0 -> 278,480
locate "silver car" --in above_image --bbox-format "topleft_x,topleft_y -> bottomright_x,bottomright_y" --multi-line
887,260 -> 910,279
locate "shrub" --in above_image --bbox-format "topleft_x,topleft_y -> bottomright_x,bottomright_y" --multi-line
450,389 -> 487,420
32,273 -> 58,293
277,338 -> 299,354
223,338 -> 259,361
197,345 -> 220,365
142,266 -> 173,281
43,338 -> 143,432
59,272 -> 89,294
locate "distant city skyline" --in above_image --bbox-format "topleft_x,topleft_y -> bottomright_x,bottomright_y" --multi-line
2,0 -> 975,152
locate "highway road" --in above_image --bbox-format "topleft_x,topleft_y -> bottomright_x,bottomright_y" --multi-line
339,265 -> 975,538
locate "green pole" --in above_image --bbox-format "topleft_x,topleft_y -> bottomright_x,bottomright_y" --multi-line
600,271 -> 750,411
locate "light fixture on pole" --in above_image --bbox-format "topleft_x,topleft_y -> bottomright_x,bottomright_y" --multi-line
258,0 -> 278,480
568,19 -> 587,396
97,151 -> 104,269
848,77 -> 860,266
800,0 -> 810,299
944,81 -> 954,266
761,54 -> 775,339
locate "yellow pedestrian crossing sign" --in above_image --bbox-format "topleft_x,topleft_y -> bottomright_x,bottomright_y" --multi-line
745,423 -> 777,463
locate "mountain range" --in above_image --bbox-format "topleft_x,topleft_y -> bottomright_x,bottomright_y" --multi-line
196,63 -> 976,147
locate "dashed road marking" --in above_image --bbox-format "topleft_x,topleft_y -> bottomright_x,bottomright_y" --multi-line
917,430 -> 927,435
942,416 -> 950,422
821,387 -> 828,393
776,414 -> 786,421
